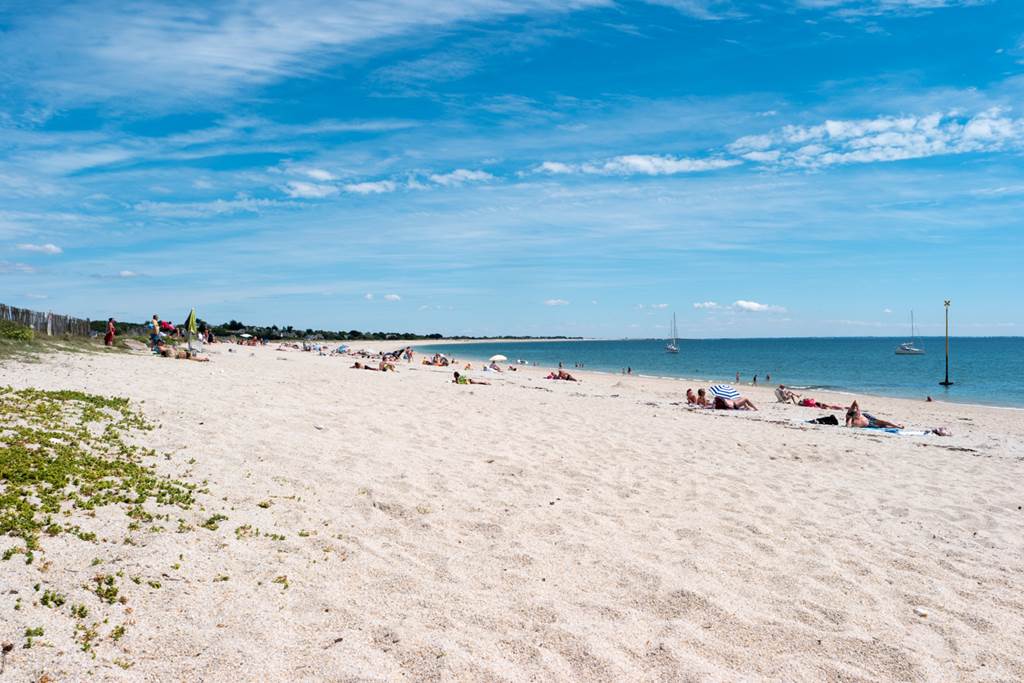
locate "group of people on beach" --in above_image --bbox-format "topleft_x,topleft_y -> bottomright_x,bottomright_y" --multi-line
686,388 -> 758,411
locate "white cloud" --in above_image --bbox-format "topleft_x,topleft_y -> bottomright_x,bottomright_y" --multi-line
302,168 -> 336,182
693,301 -> 720,309
383,293 -> 401,301
733,299 -> 786,313
117,270 -> 139,278
728,108 -> 1024,169
17,242 -> 62,254
544,298 -> 569,306
343,180 -> 397,195
428,169 -> 494,186
536,155 -> 740,177
283,180 -> 338,199
883,308 -> 893,314
364,293 -> 374,300
535,161 -> 575,174
23,293 -> 48,300
651,303 -> 669,309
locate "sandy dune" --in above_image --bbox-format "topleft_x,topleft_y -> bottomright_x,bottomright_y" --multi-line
2,343 -> 1022,681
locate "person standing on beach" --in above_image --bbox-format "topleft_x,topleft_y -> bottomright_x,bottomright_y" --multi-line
149,314 -> 160,351
104,318 -> 116,346
752,374 -> 758,386
736,371 -> 740,383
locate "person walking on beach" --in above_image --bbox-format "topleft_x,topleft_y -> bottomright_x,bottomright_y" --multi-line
736,371 -> 740,383
752,374 -> 758,386
104,317 -> 116,346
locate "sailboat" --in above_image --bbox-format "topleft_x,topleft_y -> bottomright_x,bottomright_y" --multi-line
895,310 -> 925,355
665,313 -> 679,354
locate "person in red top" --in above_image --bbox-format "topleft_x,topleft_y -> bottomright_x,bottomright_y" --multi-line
104,318 -> 116,346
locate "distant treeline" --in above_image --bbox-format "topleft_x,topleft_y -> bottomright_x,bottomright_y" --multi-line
89,318 -> 579,342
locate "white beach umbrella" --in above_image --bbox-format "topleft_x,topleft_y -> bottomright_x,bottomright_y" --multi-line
489,354 -> 508,362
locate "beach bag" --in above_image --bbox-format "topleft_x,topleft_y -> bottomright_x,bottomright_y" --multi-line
808,414 -> 839,426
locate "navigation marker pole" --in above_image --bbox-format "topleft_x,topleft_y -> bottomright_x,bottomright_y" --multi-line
939,300 -> 954,387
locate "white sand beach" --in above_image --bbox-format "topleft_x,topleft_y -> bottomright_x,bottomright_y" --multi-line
2,342 -> 1023,681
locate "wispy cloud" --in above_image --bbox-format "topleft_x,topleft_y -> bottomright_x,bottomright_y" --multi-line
17,242 -> 62,254
536,155 -> 741,176
544,298 -> 569,306
0,261 -> 37,274
728,108 -> 1024,169
428,169 -> 494,186
344,180 -> 397,195
3,0 -> 611,107
383,293 -> 401,301
283,181 -> 339,199
796,0 -> 993,19
133,198 -> 291,218
693,300 -> 786,313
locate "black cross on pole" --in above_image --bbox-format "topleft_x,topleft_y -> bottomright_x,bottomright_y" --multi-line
939,300 -> 953,386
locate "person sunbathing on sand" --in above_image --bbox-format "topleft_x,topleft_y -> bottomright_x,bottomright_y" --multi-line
845,400 -> 903,429
798,397 -> 844,410
351,362 -> 379,371
546,370 -> 578,381
156,341 -> 209,362
686,388 -> 709,406
688,389 -> 712,405
713,395 -> 757,411
452,371 -> 489,385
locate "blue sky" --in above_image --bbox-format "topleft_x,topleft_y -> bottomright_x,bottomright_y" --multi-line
1,0 -> 1022,337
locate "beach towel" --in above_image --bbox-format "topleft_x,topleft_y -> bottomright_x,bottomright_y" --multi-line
865,427 -> 931,436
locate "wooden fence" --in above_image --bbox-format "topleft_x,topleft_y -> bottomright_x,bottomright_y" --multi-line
0,303 -> 91,337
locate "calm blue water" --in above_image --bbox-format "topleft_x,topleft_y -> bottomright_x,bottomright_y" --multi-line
420,337 -> 1024,408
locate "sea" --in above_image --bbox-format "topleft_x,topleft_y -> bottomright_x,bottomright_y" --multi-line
419,337 -> 1024,408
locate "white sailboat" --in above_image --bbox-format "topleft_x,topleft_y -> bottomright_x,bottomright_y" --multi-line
895,310 -> 925,355
665,313 -> 679,354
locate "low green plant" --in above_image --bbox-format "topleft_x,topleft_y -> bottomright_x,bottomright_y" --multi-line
91,574 -> 119,604
23,626 -> 44,648
40,589 -> 65,608
0,387 -> 195,552
201,514 -> 228,530
0,320 -> 34,341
